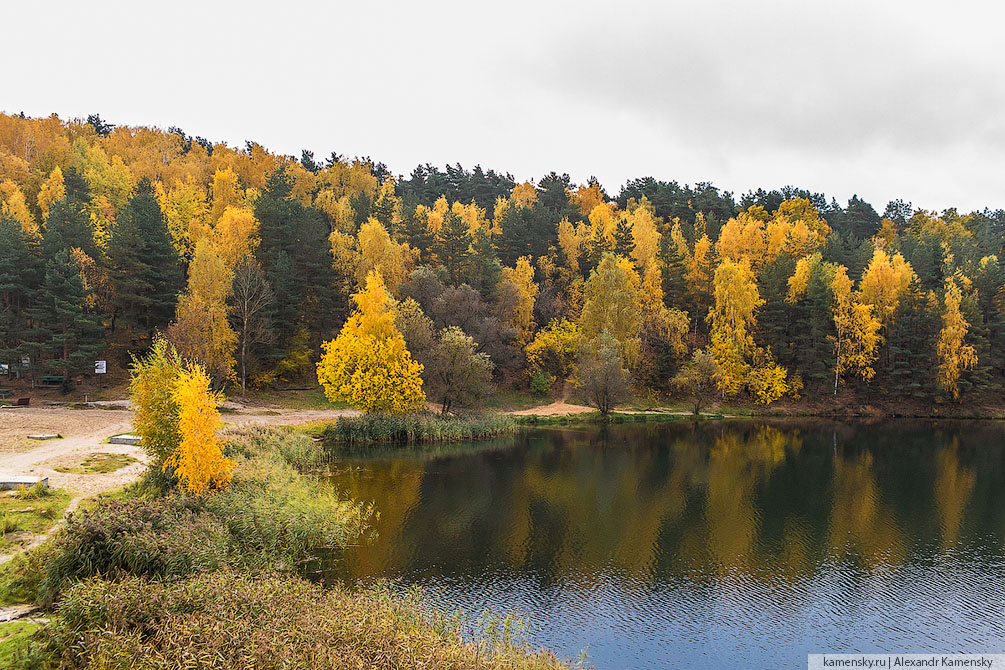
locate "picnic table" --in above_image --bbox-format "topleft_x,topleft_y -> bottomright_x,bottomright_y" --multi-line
0,389 -> 10,399
40,375 -> 65,386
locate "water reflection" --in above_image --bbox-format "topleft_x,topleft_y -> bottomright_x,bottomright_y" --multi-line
327,421 -> 1005,669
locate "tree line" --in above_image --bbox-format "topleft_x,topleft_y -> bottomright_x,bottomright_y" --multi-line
1,112 -> 1003,408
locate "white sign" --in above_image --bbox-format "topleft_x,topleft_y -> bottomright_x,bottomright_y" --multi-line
0,364 -> 7,375
95,360 -> 107,374
20,354 -> 30,368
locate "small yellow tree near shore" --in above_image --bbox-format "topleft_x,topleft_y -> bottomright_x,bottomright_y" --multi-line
130,336 -> 233,495
317,271 -> 426,414
166,363 -> 234,495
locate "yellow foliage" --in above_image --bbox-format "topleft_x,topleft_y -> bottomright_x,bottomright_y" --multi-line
0,179 -> 37,236
786,255 -> 814,303
707,259 -> 763,396
357,218 -> 416,295
37,167 -> 65,221
936,277 -> 977,400
451,200 -> 489,238
213,206 -> 259,269
580,254 -> 643,366
628,205 -> 660,269
129,335 -> 182,463
831,266 -> 882,385
72,140 -> 133,210
315,189 -> 355,231
570,182 -> 606,217
424,197 -> 449,235
858,248 -> 915,327
525,318 -> 581,378
165,362 -> 233,496
161,178 -> 209,256
716,210 -> 766,265
316,272 -> 426,414
874,218 -> 898,251
511,181 -> 538,209
210,167 -> 244,222
500,256 -> 538,344
747,363 -> 790,405
588,202 -> 618,243
167,239 -> 237,385
719,198 -> 829,268
557,218 -> 588,273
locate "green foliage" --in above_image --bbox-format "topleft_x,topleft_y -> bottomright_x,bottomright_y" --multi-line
575,330 -> 631,417
128,335 -> 182,465
426,326 -> 495,414
107,186 -> 183,334
530,370 -> 555,396
673,349 -> 720,415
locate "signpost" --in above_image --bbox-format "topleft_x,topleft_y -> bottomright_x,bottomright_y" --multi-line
95,360 -> 106,374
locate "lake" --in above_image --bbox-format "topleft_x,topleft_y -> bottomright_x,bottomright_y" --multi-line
327,420 -> 1005,669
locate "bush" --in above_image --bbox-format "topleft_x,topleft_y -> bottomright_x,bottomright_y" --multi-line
18,571 -> 575,670
34,497 -> 229,604
529,371 -> 555,397
320,413 -> 517,450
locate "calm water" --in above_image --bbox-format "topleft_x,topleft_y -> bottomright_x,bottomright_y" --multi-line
327,421 -> 1005,669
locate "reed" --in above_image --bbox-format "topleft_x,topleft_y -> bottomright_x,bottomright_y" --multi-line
320,413 -> 517,450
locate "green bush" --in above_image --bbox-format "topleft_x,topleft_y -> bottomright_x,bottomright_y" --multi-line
530,371 -> 555,397
33,497 -> 229,604
16,571 -> 576,670
320,413 -> 517,450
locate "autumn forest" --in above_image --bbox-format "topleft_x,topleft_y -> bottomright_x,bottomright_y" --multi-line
2,111 -> 1004,410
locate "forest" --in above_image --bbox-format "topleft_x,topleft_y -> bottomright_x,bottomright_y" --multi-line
1,111 -> 1004,410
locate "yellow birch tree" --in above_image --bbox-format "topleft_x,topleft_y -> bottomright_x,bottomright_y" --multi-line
936,277 -> 977,400
316,271 -> 426,413
166,362 -> 234,495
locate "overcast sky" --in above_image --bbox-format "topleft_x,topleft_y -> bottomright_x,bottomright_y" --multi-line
4,0 -> 1003,213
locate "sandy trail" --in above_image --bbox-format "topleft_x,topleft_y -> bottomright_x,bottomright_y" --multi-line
507,401 -> 595,416
0,405 -> 359,564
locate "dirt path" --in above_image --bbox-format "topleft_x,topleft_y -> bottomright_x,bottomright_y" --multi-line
0,405 -> 359,564
507,401 -> 596,416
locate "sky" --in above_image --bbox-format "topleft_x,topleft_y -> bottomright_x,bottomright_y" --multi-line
4,0 -> 1003,213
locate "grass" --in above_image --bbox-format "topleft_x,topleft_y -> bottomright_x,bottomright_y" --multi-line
319,413 -> 518,451
481,389 -> 542,411
233,385 -> 348,410
0,486 -> 70,554
53,452 -> 137,475
14,572 -> 577,670
0,621 -> 41,666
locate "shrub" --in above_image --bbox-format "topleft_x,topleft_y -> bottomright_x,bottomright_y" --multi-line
34,497 -> 229,604
529,370 -> 555,397
20,572 -> 575,670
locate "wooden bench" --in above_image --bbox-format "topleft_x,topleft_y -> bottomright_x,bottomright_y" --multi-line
13,397 -> 29,407
40,376 -> 65,387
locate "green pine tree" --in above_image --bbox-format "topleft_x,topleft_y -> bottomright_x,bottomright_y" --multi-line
434,210 -> 472,285
612,218 -> 635,259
